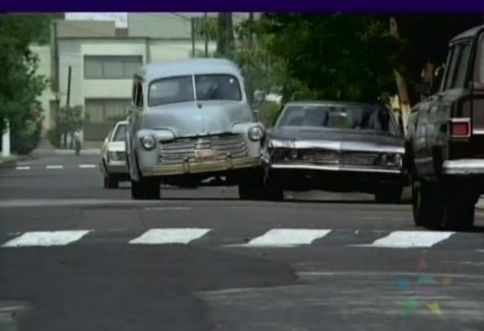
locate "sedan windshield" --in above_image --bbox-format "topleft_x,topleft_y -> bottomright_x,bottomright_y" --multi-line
276,104 -> 398,134
149,74 -> 241,106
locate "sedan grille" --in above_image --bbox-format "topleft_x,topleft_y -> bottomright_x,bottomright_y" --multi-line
159,134 -> 248,164
274,149 -> 380,167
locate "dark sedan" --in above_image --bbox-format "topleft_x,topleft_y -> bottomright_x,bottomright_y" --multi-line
264,101 -> 406,202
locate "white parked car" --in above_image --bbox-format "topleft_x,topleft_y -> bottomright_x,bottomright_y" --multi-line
100,120 -> 129,189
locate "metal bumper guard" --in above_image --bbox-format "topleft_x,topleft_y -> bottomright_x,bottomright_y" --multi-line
143,157 -> 262,176
270,163 -> 402,174
443,159 -> 484,175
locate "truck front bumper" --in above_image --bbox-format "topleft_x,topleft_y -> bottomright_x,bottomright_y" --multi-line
142,157 -> 263,177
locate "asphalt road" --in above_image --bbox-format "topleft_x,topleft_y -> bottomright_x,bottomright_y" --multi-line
1,152 -> 484,331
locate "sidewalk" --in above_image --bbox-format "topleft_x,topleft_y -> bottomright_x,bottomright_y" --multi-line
0,154 -> 30,166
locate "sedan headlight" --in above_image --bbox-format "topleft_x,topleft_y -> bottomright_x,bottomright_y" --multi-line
378,153 -> 402,167
248,126 -> 264,141
140,135 -> 156,150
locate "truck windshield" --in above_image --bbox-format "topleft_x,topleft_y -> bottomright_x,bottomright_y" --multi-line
277,105 -> 398,134
148,74 -> 242,106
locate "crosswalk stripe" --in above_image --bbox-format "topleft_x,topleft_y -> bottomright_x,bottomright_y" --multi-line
242,229 -> 332,247
362,231 -> 455,248
79,164 -> 96,169
46,165 -> 63,170
2,230 -> 90,248
129,228 -> 211,245
15,166 -> 31,170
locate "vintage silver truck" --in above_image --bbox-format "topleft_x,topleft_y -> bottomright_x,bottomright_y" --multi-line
126,59 -> 266,200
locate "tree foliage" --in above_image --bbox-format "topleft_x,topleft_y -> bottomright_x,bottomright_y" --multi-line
0,14 -> 60,152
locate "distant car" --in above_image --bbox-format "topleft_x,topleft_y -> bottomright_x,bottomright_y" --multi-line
264,101 -> 406,202
100,120 -> 129,189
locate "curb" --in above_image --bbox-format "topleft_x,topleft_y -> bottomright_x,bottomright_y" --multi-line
0,155 -> 31,167
34,149 -> 101,155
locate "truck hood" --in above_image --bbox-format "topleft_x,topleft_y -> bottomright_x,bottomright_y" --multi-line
142,101 -> 254,137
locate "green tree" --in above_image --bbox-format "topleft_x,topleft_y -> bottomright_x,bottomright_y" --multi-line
0,14 -> 60,153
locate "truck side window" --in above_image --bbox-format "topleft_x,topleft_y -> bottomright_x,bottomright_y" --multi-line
479,40 -> 484,83
444,41 -> 471,91
444,46 -> 459,91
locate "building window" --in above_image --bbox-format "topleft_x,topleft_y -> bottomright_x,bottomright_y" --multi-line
84,55 -> 142,79
85,99 -> 131,123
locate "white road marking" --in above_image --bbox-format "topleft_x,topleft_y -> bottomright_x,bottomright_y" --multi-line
46,165 -> 63,170
2,230 -> 90,248
15,166 -> 31,170
144,206 -> 192,211
129,228 -> 210,245
79,164 -> 96,169
242,229 -> 332,247
360,231 -> 455,248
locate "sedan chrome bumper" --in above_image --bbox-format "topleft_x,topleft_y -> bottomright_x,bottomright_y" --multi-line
142,157 -> 262,176
270,163 -> 402,174
443,159 -> 484,175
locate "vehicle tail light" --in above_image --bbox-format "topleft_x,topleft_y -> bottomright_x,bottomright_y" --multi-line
450,118 -> 471,138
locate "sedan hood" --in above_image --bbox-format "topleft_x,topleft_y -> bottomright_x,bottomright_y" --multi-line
142,101 -> 254,137
270,126 -> 404,152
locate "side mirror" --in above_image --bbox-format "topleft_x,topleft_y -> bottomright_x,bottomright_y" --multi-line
414,82 -> 433,97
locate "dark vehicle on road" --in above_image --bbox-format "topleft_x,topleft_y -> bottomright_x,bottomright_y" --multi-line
264,101 -> 406,202
407,25 -> 484,230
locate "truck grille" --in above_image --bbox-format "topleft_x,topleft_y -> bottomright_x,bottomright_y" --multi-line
159,134 -> 248,164
295,149 -> 379,167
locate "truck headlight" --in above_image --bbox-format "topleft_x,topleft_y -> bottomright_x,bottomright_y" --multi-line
248,126 -> 264,141
140,135 -> 156,150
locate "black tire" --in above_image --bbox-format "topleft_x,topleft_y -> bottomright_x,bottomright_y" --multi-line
443,188 -> 475,231
264,172 -> 284,201
104,174 -> 119,189
238,171 -> 265,200
412,179 -> 444,229
131,177 -> 160,200
374,185 -> 403,204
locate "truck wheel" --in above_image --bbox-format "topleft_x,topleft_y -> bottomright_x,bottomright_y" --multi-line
443,190 -> 475,231
104,174 -> 119,189
374,186 -> 403,204
238,171 -> 265,200
131,177 -> 160,200
265,172 -> 284,201
412,179 -> 444,229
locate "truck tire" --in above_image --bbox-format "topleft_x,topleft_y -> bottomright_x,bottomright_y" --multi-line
443,188 -> 475,231
238,171 -> 265,200
412,179 -> 444,229
265,172 -> 284,201
131,177 -> 160,200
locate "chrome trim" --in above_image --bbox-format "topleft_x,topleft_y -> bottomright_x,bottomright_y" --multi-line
443,159 -> 484,175
270,139 -> 404,154
473,129 -> 484,135
143,157 -> 262,176
270,163 -> 402,174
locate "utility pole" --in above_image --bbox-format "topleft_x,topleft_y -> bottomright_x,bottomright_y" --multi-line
66,65 -> 72,107
216,13 -> 234,58
191,17 -> 196,57
204,12 -> 209,57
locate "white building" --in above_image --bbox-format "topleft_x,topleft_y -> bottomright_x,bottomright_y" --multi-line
34,13 -> 241,142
